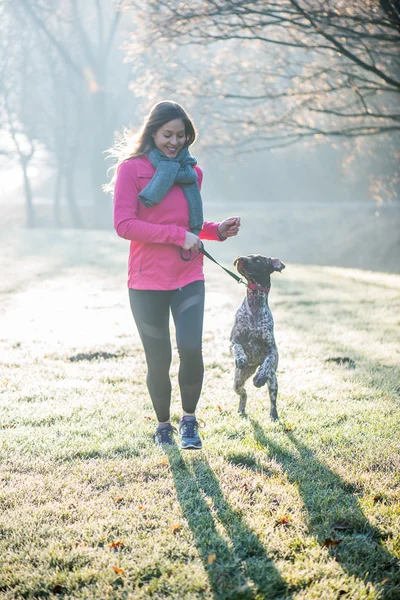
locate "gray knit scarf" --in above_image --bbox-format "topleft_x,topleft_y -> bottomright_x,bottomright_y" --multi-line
138,147 -> 204,235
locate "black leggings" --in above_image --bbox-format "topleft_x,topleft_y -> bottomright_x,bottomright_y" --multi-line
129,280 -> 205,422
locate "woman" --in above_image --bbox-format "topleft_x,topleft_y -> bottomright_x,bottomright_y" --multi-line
110,101 -> 240,448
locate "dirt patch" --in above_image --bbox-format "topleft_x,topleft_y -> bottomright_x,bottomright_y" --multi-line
68,351 -> 126,362
325,357 -> 356,368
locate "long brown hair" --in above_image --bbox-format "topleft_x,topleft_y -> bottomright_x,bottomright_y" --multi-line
104,101 -> 197,194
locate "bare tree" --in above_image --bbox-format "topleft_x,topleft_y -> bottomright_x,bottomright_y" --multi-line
1,0 -> 135,228
125,0 -> 400,149
0,5 -> 38,227
19,0 -> 127,227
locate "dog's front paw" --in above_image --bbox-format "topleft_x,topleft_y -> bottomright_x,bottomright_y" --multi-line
235,356 -> 248,369
253,372 -> 267,388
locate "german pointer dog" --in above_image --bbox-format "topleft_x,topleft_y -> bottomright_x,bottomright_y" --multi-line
230,255 -> 285,420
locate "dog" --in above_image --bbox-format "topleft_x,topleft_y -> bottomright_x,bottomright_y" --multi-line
230,254 -> 285,420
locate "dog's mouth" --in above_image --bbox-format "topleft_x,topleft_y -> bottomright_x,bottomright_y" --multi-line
234,257 -> 253,281
234,256 -> 244,271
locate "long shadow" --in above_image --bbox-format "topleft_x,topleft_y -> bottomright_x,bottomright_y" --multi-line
250,419 -> 400,599
167,449 -> 291,600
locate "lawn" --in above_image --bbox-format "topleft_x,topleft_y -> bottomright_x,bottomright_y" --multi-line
0,227 -> 399,599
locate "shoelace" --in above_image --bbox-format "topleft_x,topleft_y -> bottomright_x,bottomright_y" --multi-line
180,419 -> 206,437
156,425 -> 177,443
181,421 -> 196,437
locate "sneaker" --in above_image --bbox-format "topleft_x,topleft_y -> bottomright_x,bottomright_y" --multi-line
154,423 -> 177,446
178,416 -> 203,450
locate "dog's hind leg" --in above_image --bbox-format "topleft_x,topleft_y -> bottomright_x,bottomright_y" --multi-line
234,365 -> 256,415
253,352 -> 279,421
266,372 -> 279,421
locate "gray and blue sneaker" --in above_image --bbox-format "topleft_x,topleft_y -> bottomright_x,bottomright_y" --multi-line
178,416 -> 203,449
154,423 -> 177,446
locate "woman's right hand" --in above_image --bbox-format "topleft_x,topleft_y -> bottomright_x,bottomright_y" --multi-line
182,231 -> 201,251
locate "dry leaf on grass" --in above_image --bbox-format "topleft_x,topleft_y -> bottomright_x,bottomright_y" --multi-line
138,505 -> 144,511
373,494 -> 384,503
113,566 -> 125,575
170,523 -> 182,533
159,458 -> 169,467
207,553 -> 217,564
276,515 -> 291,526
109,540 -> 124,551
323,538 -> 343,548
114,497 -> 124,504
52,584 -> 66,594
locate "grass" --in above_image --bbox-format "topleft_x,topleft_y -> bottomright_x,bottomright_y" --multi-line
0,227 -> 399,599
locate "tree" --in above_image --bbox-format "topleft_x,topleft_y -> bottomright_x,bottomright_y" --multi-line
125,0 -> 400,150
0,3 -> 38,227
0,0 -> 135,228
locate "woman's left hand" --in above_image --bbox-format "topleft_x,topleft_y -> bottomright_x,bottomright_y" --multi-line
217,216 -> 241,239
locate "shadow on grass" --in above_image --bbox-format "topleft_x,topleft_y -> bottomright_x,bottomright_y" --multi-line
167,449 -> 291,600
250,419 -> 400,599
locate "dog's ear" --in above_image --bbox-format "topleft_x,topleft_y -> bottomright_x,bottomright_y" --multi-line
271,258 -> 285,272
233,257 -> 239,267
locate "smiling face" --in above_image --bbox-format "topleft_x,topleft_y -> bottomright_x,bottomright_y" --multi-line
152,118 -> 186,158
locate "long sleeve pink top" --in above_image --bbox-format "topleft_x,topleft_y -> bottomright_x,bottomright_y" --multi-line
113,156 -> 222,290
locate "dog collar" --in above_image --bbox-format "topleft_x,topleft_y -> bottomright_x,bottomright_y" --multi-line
247,283 -> 270,293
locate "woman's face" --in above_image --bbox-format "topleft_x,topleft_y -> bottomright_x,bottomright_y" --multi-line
152,118 -> 186,158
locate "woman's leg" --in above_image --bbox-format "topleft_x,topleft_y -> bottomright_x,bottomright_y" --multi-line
129,289 -> 173,423
170,281 -> 205,415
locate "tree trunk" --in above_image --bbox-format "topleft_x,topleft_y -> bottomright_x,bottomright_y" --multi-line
21,158 -> 36,228
53,165 -> 63,228
91,150 -> 112,229
90,89 -> 113,230
65,161 -> 82,228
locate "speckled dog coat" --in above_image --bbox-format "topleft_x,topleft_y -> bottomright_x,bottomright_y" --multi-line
230,255 -> 285,419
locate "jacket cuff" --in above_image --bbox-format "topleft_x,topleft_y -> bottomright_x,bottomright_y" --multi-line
173,226 -> 187,247
217,226 -> 227,241
199,221 -> 224,241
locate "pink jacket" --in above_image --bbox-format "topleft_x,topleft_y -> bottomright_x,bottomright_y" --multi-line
114,156 -> 222,290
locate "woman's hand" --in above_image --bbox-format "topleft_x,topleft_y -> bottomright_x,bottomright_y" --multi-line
182,231 -> 201,251
217,216 -> 241,239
